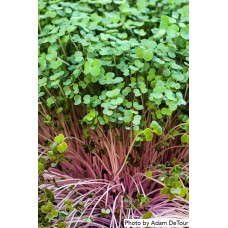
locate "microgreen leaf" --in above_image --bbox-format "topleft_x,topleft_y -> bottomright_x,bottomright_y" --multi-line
143,128 -> 153,141
74,95 -> 81,105
54,134 -> 64,143
101,208 -> 110,215
57,142 -> 68,153
181,134 -> 189,144
145,171 -> 152,178
150,121 -> 162,136
142,211 -> 153,219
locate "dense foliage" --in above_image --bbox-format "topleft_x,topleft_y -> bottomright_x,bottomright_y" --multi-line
38,0 -> 189,227
38,0 -> 189,131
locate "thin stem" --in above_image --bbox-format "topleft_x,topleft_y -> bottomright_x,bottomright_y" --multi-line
58,38 -> 67,59
115,131 -> 143,178
57,57 -> 70,66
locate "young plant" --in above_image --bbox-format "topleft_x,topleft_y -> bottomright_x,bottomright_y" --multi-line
38,0 -> 189,226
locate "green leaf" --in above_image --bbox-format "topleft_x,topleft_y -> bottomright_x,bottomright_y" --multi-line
51,163 -> 57,168
101,208 -> 110,215
50,59 -> 62,69
46,97 -> 55,108
46,210 -> 58,220
38,162 -> 45,175
165,90 -> 175,100
163,68 -> 170,77
140,196 -> 151,204
179,188 -> 188,197
73,84 -> 79,94
142,211 -> 153,219
38,157 -> 46,166
124,110 -> 133,123
170,187 -> 181,195
57,222 -> 67,228
168,194 -> 175,200
167,101 -> 177,111
133,115 -> 141,125
52,210 -> 59,218
41,202 -> 53,213
113,77 -> 123,83
160,187 -> 170,195
145,171 -> 152,178
74,51 -> 83,62
143,50 -> 153,61
160,15 -> 170,30
45,11 -> 57,18
83,95 -> 91,104
180,25 -> 189,40
181,134 -> 189,144
143,128 -> 153,141
74,95 -> 81,105
110,97 -> 123,105
156,110 -> 162,119
57,107 -> 63,114
84,61 -> 92,74
139,84 -> 148,94
154,29 -> 166,38
141,39 -> 157,49
133,102 -> 143,110
137,0 -> 148,9
106,88 -> 120,98
93,59 -> 102,68
150,121 -> 162,135
134,29 -> 146,36
54,134 -> 64,143
47,151 -> 54,157
161,108 -> 172,116
90,67 -> 100,76
135,48 -> 144,58
57,142 -> 68,153
45,188 -> 54,201
85,217 -> 93,223
153,87 -> 163,99
133,89 -> 141,97
134,60 -> 144,68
